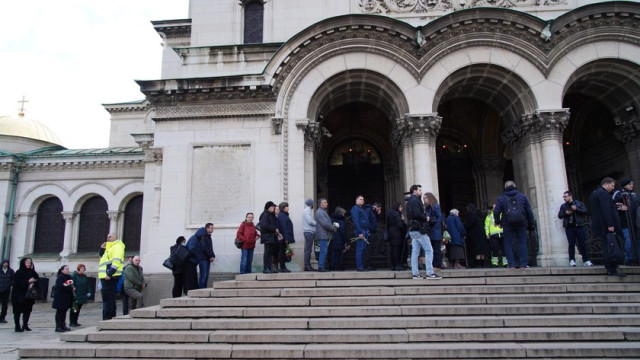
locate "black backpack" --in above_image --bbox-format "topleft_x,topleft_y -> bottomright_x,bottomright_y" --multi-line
504,195 -> 526,226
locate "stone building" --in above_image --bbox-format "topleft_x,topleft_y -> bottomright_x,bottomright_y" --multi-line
1,0 -> 639,298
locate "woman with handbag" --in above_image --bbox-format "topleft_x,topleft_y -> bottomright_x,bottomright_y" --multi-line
236,213 -> 259,274
52,265 -> 74,332
11,257 -> 39,332
70,264 -> 90,327
169,236 -> 190,297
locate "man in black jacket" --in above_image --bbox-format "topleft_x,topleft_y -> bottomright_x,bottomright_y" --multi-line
406,184 -> 441,280
590,177 -> 625,277
0,259 -> 14,323
494,180 -> 535,269
558,191 -> 592,267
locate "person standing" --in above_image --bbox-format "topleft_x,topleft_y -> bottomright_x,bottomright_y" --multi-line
424,193 -> 444,270
69,264 -> 90,327
558,191 -> 593,267
406,184 -> 441,280
0,259 -> 15,323
363,202 -> 382,270
612,179 -> 639,265
187,223 -> 215,289
446,209 -> 468,269
387,202 -> 407,271
590,177 -> 626,277
11,257 -> 38,332
302,199 -> 317,271
277,202 -> 294,273
350,195 -> 369,272
466,204 -> 489,268
169,236 -> 190,297
493,180 -> 536,269
315,198 -> 338,272
52,265 -> 73,332
329,206 -> 348,271
258,201 -> 279,274
123,256 -> 146,310
98,234 -> 125,320
236,213 -> 259,274
485,204 -> 506,267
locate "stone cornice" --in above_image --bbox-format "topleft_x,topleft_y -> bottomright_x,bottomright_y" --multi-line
138,79 -> 276,106
502,109 -> 570,146
103,100 -> 151,114
152,102 -> 275,120
152,19 -> 191,44
358,0 -> 569,15
20,158 -> 145,172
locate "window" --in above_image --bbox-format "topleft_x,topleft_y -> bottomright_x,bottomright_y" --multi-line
122,195 -> 143,252
77,196 -> 109,252
244,1 -> 264,44
33,197 -> 64,253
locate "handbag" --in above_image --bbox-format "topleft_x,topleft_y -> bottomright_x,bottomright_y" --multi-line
173,245 -> 191,262
605,232 -> 625,265
24,286 -> 39,300
234,238 -> 243,249
162,257 -> 174,270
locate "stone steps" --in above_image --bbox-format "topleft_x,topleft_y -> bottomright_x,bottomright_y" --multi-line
19,267 -> 640,359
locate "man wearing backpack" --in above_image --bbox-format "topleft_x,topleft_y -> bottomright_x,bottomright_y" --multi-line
493,180 -> 535,269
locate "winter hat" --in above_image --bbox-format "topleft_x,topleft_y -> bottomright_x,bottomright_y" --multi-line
76,263 -> 86,271
264,201 -> 277,210
305,198 -> 314,207
621,179 -> 632,188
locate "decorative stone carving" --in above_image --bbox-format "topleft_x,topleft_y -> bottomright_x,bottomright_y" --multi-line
401,114 -> 443,142
614,117 -> 640,144
272,117 -> 284,135
502,109 -> 570,147
132,133 -> 154,149
358,0 -> 568,14
302,121 -> 323,153
153,102 -> 276,120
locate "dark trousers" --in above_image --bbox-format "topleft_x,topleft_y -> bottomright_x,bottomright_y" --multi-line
172,273 -> 184,298
329,247 -> 343,270
277,241 -> 289,269
566,226 -> 589,261
183,262 -> 199,293
490,234 -> 505,257
122,290 -> 129,316
303,232 -> 315,268
0,289 -> 9,318
263,243 -> 276,271
390,245 -> 403,269
69,303 -> 82,324
431,239 -> 443,268
100,277 -> 118,320
55,308 -> 68,328
503,226 -> 528,268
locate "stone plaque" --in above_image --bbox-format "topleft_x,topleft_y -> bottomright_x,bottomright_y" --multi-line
190,144 -> 252,225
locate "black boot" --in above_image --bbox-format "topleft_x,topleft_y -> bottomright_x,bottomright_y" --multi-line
55,321 -> 65,332
22,312 -> 31,331
14,313 -> 23,332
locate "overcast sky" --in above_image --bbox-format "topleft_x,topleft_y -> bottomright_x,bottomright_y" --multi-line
0,1 -> 188,149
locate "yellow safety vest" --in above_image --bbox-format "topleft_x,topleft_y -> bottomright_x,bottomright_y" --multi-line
484,213 -> 503,237
98,240 -> 125,279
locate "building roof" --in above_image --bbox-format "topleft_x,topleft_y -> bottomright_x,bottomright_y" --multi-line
0,113 -> 62,145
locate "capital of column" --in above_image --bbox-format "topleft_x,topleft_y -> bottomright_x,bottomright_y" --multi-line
502,109 -> 570,146
61,211 -> 76,222
106,210 -> 121,222
272,117 -> 284,135
614,117 -> 640,144
299,120 -> 323,153
402,114 -> 442,143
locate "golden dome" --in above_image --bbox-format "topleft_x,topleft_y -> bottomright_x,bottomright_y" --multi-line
0,113 -> 62,145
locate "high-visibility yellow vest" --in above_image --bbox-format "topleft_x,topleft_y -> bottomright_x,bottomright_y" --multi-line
98,240 -> 125,279
484,213 -> 503,237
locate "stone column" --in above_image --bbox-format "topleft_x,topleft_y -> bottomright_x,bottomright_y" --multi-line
614,118 -> 640,181
503,109 -> 570,266
59,211 -> 76,258
298,120 -> 322,202
107,210 -> 121,237
402,114 -> 442,196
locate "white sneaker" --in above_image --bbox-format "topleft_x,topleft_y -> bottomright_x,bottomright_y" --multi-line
569,260 -> 576,267
412,275 -> 422,280
583,260 -> 593,267
425,273 -> 442,280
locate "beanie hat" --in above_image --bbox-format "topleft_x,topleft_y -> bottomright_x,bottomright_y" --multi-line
305,198 -> 314,207
264,201 -> 276,210
621,179 -> 632,188
77,263 -> 86,271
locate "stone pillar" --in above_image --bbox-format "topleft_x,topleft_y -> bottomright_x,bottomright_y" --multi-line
402,114 -> 442,196
503,109 -> 570,266
107,210 -> 121,237
59,211 -> 76,258
614,118 -> 640,181
298,120 -> 322,202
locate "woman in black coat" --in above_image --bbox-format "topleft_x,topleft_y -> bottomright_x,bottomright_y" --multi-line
170,236 -> 189,298
329,207 -> 348,271
11,257 -> 39,332
387,202 -> 407,270
52,265 -> 74,332
465,203 -> 490,267
258,201 -> 279,273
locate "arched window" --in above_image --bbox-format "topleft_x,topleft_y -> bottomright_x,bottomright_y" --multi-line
122,195 -> 143,252
244,0 -> 264,44
33,197 -> 64,254
77,196 -> 109,252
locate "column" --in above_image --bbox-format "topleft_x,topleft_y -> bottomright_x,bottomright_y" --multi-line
503,109 -> 570,266
107,210 -> 121,237
59,211 -> 76,258
299,120 -> 322,201
402,114 -> 442,195
614,118 -> 640,181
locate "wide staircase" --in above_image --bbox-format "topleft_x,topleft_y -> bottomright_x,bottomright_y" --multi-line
20,267 -> 640,359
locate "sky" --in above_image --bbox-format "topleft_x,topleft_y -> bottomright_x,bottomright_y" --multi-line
0,1 -> 188,149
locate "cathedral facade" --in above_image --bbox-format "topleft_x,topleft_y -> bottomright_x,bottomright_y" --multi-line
1,0 -> 639,300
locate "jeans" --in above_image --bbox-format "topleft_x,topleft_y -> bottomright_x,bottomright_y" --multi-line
303,232 -> 315,268
503,226 -> 528,268
565,226 -> 589,261
410,231 -> 434,276
317,239 -> 329,270
622,228 -> 639,264
363,233 -> 376,267
355,230 -> 368,270
198,260 -> 211,289
240,248 -> 254,274
100,277 -> 118,320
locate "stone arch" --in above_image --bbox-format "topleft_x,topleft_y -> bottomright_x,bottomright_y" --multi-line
76,195 -> 109,253
69,182 -> 118,213
32,196 -> 65,254
18,182 -> 71,213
